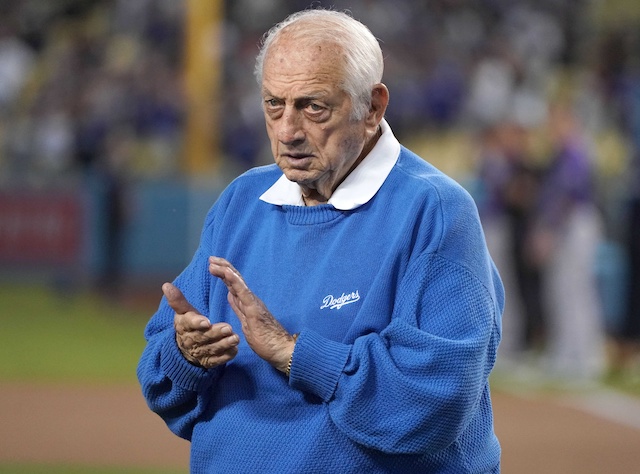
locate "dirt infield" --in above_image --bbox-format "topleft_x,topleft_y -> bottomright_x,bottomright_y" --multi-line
1,383 -> 640,473
494,388 -> 640,473
0,383 -> 189,470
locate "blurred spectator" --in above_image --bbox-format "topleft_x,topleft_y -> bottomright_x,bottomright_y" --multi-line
622,78 -> 640,374
93,127 -> 134,296
0,13 -> 35,112
529,103 -> 606,381
0,0 -> 185,181
598,26 -> 640,374
620,155 -> 640,372
475,121 -> 544,360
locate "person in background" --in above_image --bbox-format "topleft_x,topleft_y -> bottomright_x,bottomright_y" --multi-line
529,103 -> 606,381
618,157 -> 640,371
137,9 -> 504,473
476,121 -> 544,362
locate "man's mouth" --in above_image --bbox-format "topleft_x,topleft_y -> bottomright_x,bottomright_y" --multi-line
285,153 -> 312,159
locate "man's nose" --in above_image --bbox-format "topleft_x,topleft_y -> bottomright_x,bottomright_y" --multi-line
277,107 -> 305,144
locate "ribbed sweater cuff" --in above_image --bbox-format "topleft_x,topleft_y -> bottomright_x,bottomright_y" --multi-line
289,330 -> 351,402
160,332 -> 219,392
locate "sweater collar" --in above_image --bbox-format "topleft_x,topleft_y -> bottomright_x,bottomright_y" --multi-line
259,119 -> 400,210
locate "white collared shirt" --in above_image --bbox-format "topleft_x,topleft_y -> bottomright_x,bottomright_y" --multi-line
259,119 -> 401,210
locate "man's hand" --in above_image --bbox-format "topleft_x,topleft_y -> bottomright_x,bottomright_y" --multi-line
163,282 -> 239,368
208,256 -> 296,373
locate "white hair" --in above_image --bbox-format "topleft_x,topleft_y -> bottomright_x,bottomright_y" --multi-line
254,9 -> 384,120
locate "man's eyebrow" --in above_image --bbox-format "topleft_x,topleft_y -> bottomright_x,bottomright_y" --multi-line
294,95 -> 326,105
261,88 -> 328,101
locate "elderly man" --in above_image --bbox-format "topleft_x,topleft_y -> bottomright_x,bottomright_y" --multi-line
138,9 -> 504,473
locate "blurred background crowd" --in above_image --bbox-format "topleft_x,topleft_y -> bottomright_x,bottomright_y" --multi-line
0,0 -> 639,383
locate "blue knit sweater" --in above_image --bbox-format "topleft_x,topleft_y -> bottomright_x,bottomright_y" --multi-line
137,146 -> 504,473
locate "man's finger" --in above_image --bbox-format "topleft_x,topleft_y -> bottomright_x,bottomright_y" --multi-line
209,258 -> 249,297
163,282 -> 198,315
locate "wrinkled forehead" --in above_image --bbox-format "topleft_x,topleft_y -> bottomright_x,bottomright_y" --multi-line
267,29 -> 344,63
263,33 -> 347,84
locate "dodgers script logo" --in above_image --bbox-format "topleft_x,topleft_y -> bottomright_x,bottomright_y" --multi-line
320,290 -> 360,310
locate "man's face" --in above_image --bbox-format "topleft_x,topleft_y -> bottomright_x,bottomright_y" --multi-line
261,35 -> 369,201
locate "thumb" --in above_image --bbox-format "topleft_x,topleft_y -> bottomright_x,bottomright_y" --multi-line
163,282 -> 197,315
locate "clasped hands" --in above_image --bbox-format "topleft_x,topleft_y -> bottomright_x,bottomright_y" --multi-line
164,256 -> 296,373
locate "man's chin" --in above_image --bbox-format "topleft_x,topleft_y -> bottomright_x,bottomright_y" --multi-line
282,168 -> 315,185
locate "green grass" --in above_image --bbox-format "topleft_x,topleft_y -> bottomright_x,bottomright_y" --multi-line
0,284 -> 153,384
603,369 -> 640,397
491,360 -> 640,399
0,284 -> 185,472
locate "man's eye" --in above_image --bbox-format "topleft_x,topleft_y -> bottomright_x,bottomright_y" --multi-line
307,103 -> 324,112
265,99 -> 280,108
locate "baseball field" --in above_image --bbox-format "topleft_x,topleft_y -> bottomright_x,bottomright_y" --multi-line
1,284 -> 639,473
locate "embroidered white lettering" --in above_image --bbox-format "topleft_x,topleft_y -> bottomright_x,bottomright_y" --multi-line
320,290 -> 360,310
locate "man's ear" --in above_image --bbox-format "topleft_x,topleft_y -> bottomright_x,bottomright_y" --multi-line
365,83 -> 389,132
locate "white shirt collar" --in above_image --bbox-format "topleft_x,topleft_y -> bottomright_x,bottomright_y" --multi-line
259,119 -> 400,210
